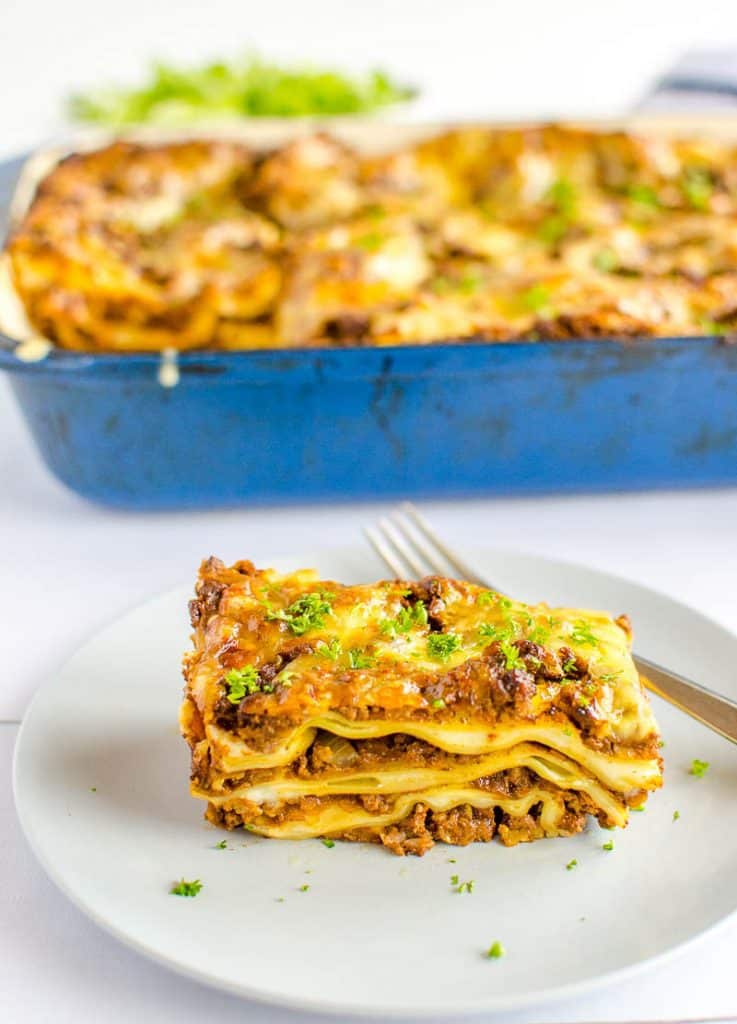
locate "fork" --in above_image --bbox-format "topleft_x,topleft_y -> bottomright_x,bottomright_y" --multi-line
365,502 -> 737,745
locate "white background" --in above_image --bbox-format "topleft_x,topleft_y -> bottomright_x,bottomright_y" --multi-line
3,1 -> 737,1020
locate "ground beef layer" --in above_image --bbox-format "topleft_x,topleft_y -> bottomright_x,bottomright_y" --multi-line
204,780 -> 601,855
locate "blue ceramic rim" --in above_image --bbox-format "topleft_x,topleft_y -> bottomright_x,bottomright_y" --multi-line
0,331 -> 726,382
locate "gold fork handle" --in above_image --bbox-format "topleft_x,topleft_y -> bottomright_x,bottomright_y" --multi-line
635,653 -> 737,744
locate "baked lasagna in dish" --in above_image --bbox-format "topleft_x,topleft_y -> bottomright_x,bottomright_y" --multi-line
181,558 -> 662,854
8,125 -> 737,352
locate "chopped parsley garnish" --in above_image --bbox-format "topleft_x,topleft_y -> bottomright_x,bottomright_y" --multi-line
566,859 -> 578,870
690,758 -> 710,778
673,810 -> 680,822
170,879 -> 203,897
224,665 -> 267,704
627,183 -> 660,209
563,726 -> 573,737
538,179 -> 577,243
452,877 -> 475,894
459,272 -> 482,294
569,620 -> 599,647
299,884 -> 310,892
486,940 -> 505,959
90,787 -> 97,792
520,283 -> 552,315
478,622 -> 508,641
631,806 -> 645,812
598,671 -> 621,682
267,591 -> 334,636
316,638 -> 342,660
427,632 -> 462,663
430,272 -> 482,296
429,275 -> 453,295
527,625 -> 550,645
561,657 -> 578,676
348,647 -> 376,669
592,247 -> 618,273
215,839 -> 228,849
476,590 -> 496,605
547,178 -> 577,215
321,838 -> 335,849
700,318 -> 728,337
682,167 -> 713,210
355,232 -> 384,252
380,602 -> 428,637
447,858 -> 457,863
538,214 -> 570,245
450,874 -> 459,886
431,698 -> 446,709
602,841 -> 614,852
499,639 -> 523,671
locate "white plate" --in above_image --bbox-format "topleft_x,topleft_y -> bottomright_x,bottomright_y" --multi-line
13,545 -> 737,1018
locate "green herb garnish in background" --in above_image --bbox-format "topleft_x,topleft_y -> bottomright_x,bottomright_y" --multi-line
690,758 -> 710,778
427,632 -> 462,663
68,56 -> 417,127
486,941 -> 505,959
673,810 -> 681,822
215,839 -> 228,849
171,879 -> 203,897
592,247 -> 619,273
627,183 -> 661,210
602,841 -> 614,852
322,838 -> 336,849
520,284 -> 552,315
355,232 -> 385,252
682,167 -> 713,210
566,859 -> 578,871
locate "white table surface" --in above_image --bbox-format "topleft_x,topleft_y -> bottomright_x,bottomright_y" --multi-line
5,372 -> 737,1023
5,1 -> 737,1018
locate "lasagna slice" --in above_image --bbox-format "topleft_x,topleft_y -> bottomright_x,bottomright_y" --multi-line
181,558 -> 662,855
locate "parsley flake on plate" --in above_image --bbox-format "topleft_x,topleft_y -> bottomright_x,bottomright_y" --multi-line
690,759 -> 710,778
170,879 -> 203,897
486,941 -> 505,959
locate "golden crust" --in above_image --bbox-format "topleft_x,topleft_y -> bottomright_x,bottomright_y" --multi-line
182,557 -> 661,760
9,126 -> 737,351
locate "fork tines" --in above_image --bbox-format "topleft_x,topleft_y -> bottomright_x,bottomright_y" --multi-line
364,503 -> 489,586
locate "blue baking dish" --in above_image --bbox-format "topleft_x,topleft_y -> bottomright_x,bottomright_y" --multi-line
3,153 -> 737,509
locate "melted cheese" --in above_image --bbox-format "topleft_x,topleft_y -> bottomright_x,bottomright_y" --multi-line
10,126 -> 737,352
181,558 -> 663,848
